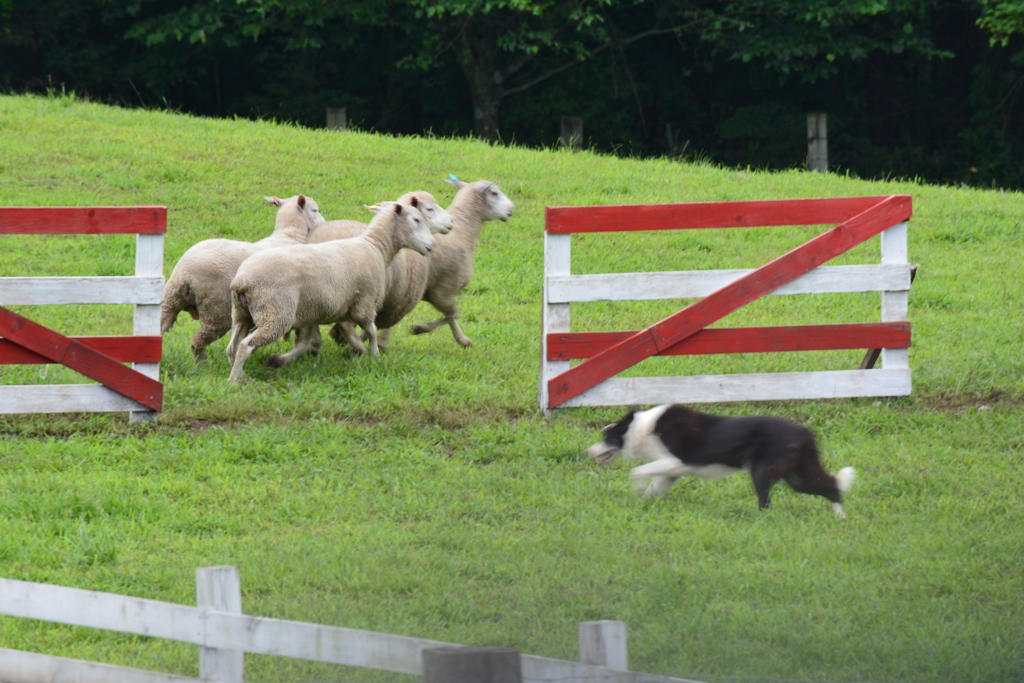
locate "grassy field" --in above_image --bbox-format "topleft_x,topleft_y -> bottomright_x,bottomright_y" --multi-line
0,92 -> 1022,683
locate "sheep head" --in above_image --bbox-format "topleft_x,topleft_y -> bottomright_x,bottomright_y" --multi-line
446,179 -> 515,223
374,201 -> 434,256
400,191 -> 453,234
268,193 -> 325,231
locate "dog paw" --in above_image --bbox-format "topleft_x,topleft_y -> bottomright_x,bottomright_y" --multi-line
629,475 -> 652,497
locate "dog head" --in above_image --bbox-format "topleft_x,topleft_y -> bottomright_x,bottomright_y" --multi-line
586,409 -> 637,465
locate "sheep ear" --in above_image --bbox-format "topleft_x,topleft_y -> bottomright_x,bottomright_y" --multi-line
409,195 -> 419,208
393,203 -> 404,215
444,177 -> 467,189
363,203 -> 382,214
297,195 -> 307,209
265,196 -> 282,206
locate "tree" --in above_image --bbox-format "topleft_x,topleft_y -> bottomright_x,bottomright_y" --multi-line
977,0 -> 1024,46
401,0 -> 959,140
402,0 -> 688,140
697,0 -> 953,82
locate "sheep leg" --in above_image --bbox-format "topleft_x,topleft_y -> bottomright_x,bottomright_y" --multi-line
446,318 -> 472,347
225,318 -> 249,365
228,316 -> 294,381
362,321 -> 380,357
335,324 -> 392,350
309,326 -> 323,356
330,321 -> 369,354
412,300 -> 472,347
413,314 -> 472,347
333,321 -> 369,356
228,337 -> 256,383
190,320 -> 232,364
226,320 -> 255,382
267,326 -> 318,368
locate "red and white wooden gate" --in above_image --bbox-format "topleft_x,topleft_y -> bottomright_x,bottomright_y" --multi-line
540,195 -> 913,410
0,207 -> 166,422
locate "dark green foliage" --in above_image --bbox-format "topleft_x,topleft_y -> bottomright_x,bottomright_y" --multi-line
2,1 -> 1024,186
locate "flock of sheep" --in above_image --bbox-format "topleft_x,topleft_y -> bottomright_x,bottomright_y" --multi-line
160,178 -> 516,381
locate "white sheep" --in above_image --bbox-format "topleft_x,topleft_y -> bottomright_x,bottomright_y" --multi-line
304,190 -> 454,351
410,178 -> 515,347
323,178 -> 514,352
225,200 -> 434,383
160,194 -> 325,362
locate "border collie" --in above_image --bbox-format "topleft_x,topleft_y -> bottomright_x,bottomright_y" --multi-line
587,404 -> 856,517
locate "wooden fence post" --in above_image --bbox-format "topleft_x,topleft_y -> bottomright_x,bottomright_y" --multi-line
131,230 -> 164,424
561,117 -> 583,150
807,112 -> 828,173
196,566 -> 243,683
326,107 -> 347,131
579,620 -> 628,671
422,646 -> 521,683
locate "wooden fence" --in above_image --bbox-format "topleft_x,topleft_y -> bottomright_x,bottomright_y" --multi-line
0,206 -> 165,422
540,195 -> 914,410
0,568 -> 705,683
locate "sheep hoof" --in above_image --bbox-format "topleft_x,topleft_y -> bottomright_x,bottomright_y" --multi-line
411,324 -> 429,336
457,338 -> 473,348
267,354 -> 286,369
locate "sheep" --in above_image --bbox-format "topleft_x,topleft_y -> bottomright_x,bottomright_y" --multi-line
409,178 -> 515,347
304,190 -> 454,351
225,200 -> 434,383
321,178 -> 514,353
160,194 -> 325,362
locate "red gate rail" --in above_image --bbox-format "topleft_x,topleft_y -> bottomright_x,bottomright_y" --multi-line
0,206 -> 166,419
540,195 -> 913,410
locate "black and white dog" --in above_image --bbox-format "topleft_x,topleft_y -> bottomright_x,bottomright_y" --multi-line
587,404 -> 856,517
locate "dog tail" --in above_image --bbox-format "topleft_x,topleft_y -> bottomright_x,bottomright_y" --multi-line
835,466 -> 856,494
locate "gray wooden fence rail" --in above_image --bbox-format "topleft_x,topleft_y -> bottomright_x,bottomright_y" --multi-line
0,567 -> 704,683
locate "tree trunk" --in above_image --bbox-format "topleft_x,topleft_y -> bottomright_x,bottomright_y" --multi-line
453,25 -> 504,142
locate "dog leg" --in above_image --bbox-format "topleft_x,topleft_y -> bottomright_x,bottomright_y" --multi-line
784,460 -> 854,517
751,445 -> 803,510
646,476 -> 680,498
630,458 -> 687,498
751,462 -> 786,509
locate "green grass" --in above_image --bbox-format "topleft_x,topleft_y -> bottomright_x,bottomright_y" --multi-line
1,92 -> 1023,683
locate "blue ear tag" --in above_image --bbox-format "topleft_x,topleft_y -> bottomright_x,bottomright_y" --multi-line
448,174 -> 460,183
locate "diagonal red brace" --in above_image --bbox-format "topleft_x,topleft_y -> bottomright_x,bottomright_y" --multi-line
547,194 -> 912,408
0,306 -> 162,411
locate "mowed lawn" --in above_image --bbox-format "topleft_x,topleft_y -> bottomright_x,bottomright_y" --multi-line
0,93 -> 1022,683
